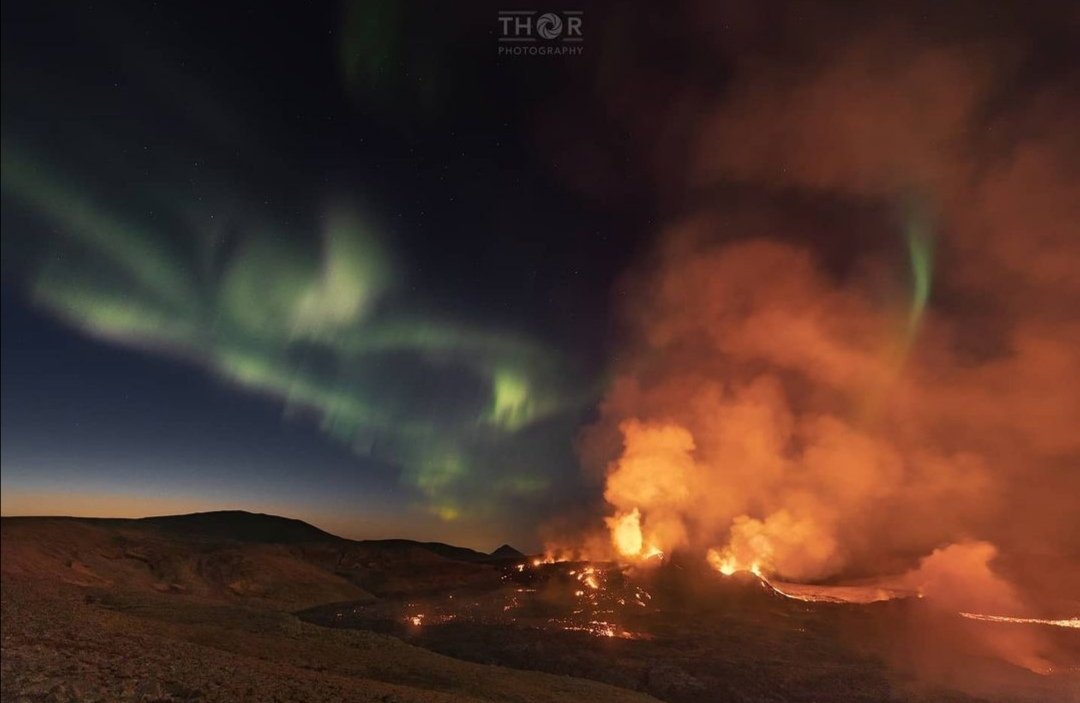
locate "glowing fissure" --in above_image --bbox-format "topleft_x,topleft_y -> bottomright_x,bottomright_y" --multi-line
702,558 -> 1080,634
958,613 -> 1080,630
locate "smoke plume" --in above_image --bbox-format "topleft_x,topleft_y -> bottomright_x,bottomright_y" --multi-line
563,2 -> 1079,659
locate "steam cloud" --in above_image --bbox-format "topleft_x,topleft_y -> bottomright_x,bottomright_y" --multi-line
567,2 -> 1079,657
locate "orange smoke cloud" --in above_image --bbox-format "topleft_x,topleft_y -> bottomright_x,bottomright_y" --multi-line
589,237 -> 1009,581
564,4 -> 1079,649
903,542 -> 1054,675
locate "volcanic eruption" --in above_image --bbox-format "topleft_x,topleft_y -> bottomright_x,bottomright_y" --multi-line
538,2 -> 1080,682
2,2 -> 1078,702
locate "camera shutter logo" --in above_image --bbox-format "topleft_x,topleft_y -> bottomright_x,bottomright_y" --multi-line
497,10 -> 583,56
536,13 -> 563,40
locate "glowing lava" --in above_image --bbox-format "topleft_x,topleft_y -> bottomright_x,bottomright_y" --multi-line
706,548 -> 763,578
959,613 -> 1080,629
704,557 -> 1080,633
607,508 -> 644,557
604,507 -> 666,564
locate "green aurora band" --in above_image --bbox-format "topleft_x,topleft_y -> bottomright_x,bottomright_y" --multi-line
2,142 -> 585,522
905,200 -> 934,338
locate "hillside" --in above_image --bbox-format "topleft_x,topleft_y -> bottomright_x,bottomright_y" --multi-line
0,512 -> 656,703
136,510 -> 345,543
0,512 -> 518,607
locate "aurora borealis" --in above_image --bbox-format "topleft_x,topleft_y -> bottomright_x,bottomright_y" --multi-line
1,0 -> 624,548
3,137 -> 587,518
4,143 -> 581,524
3,0 -> 1078,561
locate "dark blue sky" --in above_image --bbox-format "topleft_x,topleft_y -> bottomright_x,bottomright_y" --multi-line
0,0 -> 660,549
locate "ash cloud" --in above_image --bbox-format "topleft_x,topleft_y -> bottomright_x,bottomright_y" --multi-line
563,0 -> 1079,647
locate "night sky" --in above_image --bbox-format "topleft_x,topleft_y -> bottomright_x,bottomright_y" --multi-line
1,0 -> 659,549
3,1 -> 1077,554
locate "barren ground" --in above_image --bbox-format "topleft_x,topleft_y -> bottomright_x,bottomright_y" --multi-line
2,514 -> 1076,702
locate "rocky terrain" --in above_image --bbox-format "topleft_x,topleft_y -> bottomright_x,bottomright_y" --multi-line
2,512 -> 1077,702
0,513 -> 656,703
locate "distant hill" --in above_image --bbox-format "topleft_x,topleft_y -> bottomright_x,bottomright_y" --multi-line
136,510 -> 344,544
1,511 -> 494,561
489,544 -> 525,560
0,511 -> 513,606
355,538 -> 489,563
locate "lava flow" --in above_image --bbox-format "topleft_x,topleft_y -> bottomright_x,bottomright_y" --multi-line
705,558 -> 1080,631
958,613 -> 1080,630
313,559 -> 663,643
571,498 -> 1080,679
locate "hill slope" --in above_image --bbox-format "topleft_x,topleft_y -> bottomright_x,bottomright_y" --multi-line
136,510 -> 344,543
0,512 -> 524,606
0,512 -> 655,703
